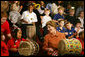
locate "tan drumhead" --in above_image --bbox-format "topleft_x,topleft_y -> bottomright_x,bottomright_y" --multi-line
18,41 -> 33,56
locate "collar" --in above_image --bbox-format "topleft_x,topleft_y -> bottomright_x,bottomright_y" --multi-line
50,31 -> 59,37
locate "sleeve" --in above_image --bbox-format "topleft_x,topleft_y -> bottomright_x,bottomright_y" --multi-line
21,12 -> 25,20
61,33 -> 66,39
53,14 -> 57,20
76,8 -> 80,17
37,8 -> 44,14
1,42 -> 9,56
56,27 -> 59,31
46,4 -> 49,9
22,38 -> 26,41
5,21 -> 10,34
7,40 -> 12,49
43,35 -> 49,51
32,13 -> 38,22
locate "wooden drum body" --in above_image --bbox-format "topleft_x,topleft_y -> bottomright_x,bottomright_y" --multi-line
58,38 -> 82,55
18,40 -> 39,56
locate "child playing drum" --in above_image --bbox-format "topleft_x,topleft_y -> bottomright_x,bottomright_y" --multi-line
7,28 -> 30,56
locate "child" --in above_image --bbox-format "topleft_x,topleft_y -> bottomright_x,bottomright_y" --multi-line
76,31 -> 84,56
75,21 -> 84,38
42,9 -> 52,28
65,4 -> 72,15
77,11 -> 84,29
1,12 -> 12,43
53,6 -> 65,23
65,22 -> 77,39
65,9 -> 77,26
7,28 -> 28,56
1,32 -> 9,56
56,19 -> 66,33
40,9 -> 52,41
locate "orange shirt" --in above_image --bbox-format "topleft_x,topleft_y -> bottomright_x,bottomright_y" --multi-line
43,31 -> 66,51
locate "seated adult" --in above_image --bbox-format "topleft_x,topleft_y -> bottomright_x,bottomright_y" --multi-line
43,21 -> 66,56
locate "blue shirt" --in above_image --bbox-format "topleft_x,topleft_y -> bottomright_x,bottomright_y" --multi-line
53,13 -> 64,20
56,26 -> 66,33
65,27 -> 76,38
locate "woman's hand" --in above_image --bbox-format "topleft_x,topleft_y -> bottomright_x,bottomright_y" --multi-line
47,48 -> 54,52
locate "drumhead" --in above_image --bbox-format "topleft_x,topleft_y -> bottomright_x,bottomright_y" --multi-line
58,38 -> 82,55
58,39 -> 65,55
18,40 -> 39,56
18,41 -> 33,56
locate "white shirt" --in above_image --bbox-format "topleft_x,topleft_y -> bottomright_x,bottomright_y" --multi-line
21,11 -> 38,24
75,27 -> 84,34
78,17 -> 84,28
9,11 -> 21,24
42,15 -> 52,28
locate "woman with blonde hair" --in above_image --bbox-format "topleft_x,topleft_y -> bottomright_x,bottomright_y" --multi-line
43,21 -> 66,56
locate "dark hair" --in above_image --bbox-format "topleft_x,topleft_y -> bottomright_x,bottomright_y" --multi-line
27,3 -> 33,7
75,20 -> 81,25
65,21 -> 71,26
1,12 -> 8,18
13,28 -> 21,39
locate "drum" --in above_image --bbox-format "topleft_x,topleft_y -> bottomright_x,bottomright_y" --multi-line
18,40 -> 39,56
58,38 -> 82,55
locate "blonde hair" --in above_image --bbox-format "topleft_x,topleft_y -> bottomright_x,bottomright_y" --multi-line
58,6 -> 65,11
46,21 -> 57,29
44,8 -> 50,12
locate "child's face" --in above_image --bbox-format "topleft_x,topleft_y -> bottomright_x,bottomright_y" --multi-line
76,23 -> 81,28
14,1 -> 18,3
69,11 -> 75,15
59,9 -> 64,14
1,35 -> 5,41
59,21 -> 64,27
80,12 -> 84,17
1,17 -> 7,25
28,5 -> 34,13
45,11 -> 50,15
17,30 -> 22,39
40,1 -> 44,6
66,23 -> 72,29
67,4 -> 71,9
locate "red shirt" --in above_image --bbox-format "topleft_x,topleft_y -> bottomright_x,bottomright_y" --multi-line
76,37 -> 84,55
1,21 -> 10,34
1,41 -> 9,56
7,38 -> 26,50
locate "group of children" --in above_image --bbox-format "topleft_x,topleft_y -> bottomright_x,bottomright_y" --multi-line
1,1 -> 84,56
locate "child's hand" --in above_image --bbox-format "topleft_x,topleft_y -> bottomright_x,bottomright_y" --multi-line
26,38 -> 30,42
73,32 -> 77,36
64,32 -> 68,35
20,5 -> 23,9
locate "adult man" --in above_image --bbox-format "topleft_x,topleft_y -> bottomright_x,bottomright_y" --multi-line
20,3 -> 38,40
